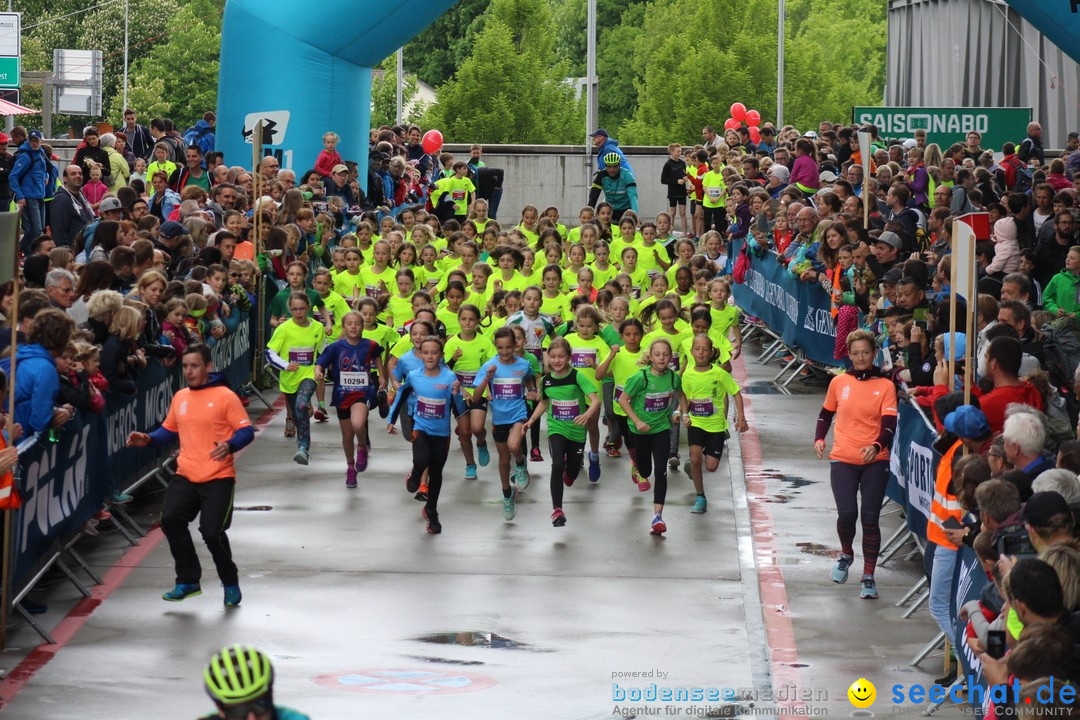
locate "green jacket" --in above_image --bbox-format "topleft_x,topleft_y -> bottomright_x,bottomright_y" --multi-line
1043,269 -> 1080,317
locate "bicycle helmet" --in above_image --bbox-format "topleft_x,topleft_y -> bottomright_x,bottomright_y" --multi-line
603,152 -> 622,166
204,644 -> 274,705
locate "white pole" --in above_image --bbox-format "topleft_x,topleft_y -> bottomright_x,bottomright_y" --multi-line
585,0 -> 597,197
395,47 -> 404,125
122,0 -> 129,114
777,0 -> 784,127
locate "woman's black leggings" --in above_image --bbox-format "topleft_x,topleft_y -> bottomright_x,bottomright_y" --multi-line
829,460 -> 889,576
410,431 -> 451,516
548,434 -> 585,508
703,206 -> 726,233
632,429 -> 669,505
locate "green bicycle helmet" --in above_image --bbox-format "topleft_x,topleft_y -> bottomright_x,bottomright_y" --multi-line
204,644 -> 274,705
603,152 -> 622,166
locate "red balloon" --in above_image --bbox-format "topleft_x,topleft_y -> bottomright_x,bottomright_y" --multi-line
745,110 -> 761,126
723,118 -> 741,131
730,103 -> 747,122
421,129 -> 443,154
749,127 -> 762,144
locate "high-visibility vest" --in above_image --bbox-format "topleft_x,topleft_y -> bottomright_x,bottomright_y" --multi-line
926,439 -> 963,549
0,431 -> 18,510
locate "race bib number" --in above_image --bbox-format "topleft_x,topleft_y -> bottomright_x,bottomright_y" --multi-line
339,371 -> 369,391
551,399 -> 579,421
527,347 -> 544,364
669,356 -> 680,371
707,186 -> 723,199
570,348 -> 596,368
451,190 -> 466,201
416,396 -> 446,420
689,398 -> 714,416
644,391 -> 671,412
456,371 -> 476,387
288,347 -> 314,365
365,284 -> 380,298
492,377 -> 523,400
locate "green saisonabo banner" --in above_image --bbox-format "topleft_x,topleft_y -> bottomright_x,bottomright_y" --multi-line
851,107 -> 1033,151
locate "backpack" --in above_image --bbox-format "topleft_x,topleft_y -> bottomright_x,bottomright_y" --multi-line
1003,155 -> 1032,193
183,125 -> 213,155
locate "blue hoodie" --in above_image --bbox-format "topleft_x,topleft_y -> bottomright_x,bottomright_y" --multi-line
596,136 -> 633,173
0,344 -> 59,433
9,141 -> 58,201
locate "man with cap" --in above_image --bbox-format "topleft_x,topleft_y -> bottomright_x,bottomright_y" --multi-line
99,196 -> 125,223
1023,491 -> 1075,553
588,152 -> 638,221
155,220 -> 191,276
9,130 -> 59,254
589,128 -> 632,174
819,170 -> 839,185
50,164 -> 95,249
324,163 -> 358,208
868,231 -> 903,278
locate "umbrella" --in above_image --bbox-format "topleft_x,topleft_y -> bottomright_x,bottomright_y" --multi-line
0,98 -> 37,116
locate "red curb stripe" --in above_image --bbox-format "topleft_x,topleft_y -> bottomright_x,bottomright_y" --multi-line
0,391 -> 286,706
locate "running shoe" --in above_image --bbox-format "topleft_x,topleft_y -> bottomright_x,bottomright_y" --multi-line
162,583 -> 202,602
683,459 -> 693,476
477,442 -> 491,467
563,469 -> 574,487
832,554 -> 854,584
514,463 -> 530,491
93,508 -> 112,522
605,445 -> 622,458
355,445 -> 369,473
223,584 -> 242,607
406,472 -> 420,494
650,514 -> 667,535
691,496 -> 708,514
551,507 -> 567,527
377,389 -> 389,418
110,492 -> 133,504
415,483 -> 429,502
530,447 -> 543,462
345,467 -> 357,489
293,448 -> 309,465
632,466 -> 651,491
588,452 -> 601,483
503,485 -> 518,521
284,418 -> 296,437
464,464 -> 478,480
314,406 -> 329,422
860,574 -> 878,600
423,508 -> 442,534
669,454 -> 680,471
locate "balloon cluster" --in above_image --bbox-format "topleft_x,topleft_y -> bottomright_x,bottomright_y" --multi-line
724,103 -> 762,145
421,129 -> 443,154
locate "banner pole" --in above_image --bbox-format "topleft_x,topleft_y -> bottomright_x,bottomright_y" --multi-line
1,212 -> 21,650
251,122 -> 266,385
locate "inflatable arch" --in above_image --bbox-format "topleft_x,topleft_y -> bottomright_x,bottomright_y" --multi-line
216,0 -> 457,179
1003,1 -> 1080,65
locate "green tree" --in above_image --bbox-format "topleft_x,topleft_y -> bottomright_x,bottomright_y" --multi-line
403,0 -> 487,87
106,3 -> 219,128
369,56 -> 425,127
423,0 -> 583,144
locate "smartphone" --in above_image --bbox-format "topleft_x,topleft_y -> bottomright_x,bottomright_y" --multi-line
986,630 -> 1006,660
942,516 -> 963,530
913,307 -> 928,330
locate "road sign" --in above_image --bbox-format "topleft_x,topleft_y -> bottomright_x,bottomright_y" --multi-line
53,49 -> 102,116
851,106 -> 1032,151
0,57 -> 18,89
315,668 -> 497,695
0,13 -> 20,60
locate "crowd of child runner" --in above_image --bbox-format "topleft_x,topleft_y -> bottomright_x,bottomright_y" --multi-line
264,157 -> 751,535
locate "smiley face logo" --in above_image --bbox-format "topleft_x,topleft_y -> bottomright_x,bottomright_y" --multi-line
848,678 -> 876,708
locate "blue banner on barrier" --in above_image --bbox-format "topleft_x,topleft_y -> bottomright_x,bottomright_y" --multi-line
886,401 -> 937,539
12,312 -> 254,591
951,545 -> 989,719
729,240 -> 839,367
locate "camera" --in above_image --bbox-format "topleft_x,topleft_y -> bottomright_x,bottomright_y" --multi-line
994,524 -> 1036,559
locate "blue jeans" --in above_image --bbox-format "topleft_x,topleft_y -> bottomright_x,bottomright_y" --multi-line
929,541 -> 958,638
20,198 -> 44,253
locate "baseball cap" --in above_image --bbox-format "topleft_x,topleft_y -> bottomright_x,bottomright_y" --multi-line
99,197 -> 124,213
28,130 -> 42,140
875,231 -> 904,251
1022,491 -> 1072,527
944,406 -> 991,440
819,170 -> 838,183
589,128 -> 609,138
880,267 -> 903,285
331,163 -> 349,174
0,133 -> 10,144
803,130 -> 818,139
902,138 -> 917,150
159,220 -> 190,239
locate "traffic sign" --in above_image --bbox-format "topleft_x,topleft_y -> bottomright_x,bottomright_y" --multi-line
0,57 -> 19,89
0,13 -> 20,59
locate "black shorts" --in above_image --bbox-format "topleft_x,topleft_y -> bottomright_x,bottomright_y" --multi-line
690,200 -> 699,214
468,397 -> 489,412
493,422 -> 520,443
687,426 -> 727,459
335,393 -> 374,419
668,196 -> 687,206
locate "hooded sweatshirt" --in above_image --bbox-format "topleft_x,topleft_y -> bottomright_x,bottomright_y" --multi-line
986,216 -> 1020,275
0,344 -> 59,433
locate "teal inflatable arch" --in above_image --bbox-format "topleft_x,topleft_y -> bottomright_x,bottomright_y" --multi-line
1003,1 -> 1080,66
216,0 -> 456,179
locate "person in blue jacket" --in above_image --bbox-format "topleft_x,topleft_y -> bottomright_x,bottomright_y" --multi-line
9,130 -> 58,253
388,335 -> 463,534
0,308 -> 74,434
589,128 -> 633,174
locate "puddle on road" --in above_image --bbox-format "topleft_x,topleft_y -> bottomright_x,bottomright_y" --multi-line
746,469 -> 816,489
234,505 -> 273,511
795,541 -> 840,558
414,631 -> 551,651
406,654 -> 485,666
761,494 -> 793,504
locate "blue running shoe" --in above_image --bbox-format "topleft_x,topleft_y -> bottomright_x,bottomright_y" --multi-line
223,585 -> 242,607
477,443 -> 490,467
293,448 -> 309,465
588,452 -> 601,483
464,464 -> 478,480
860,574 -> 878,599
515,463 -> 530,491
832,554 -> 853,584
691,496 -> 708,514
650,514 -> 667,535
503,485 -> 518,521
162,583 -> 202,602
